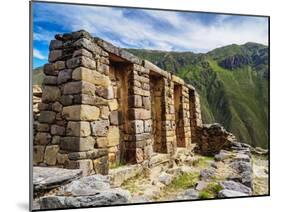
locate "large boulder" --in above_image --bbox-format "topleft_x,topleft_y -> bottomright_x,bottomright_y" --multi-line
219,180 -> 252,195
218,189 -> 248,198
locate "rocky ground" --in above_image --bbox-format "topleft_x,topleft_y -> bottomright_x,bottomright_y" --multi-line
33,142 -> 268,210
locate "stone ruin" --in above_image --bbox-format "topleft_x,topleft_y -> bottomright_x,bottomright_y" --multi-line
33,30 -> 234,177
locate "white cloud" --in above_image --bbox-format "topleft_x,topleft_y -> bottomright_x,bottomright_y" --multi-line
33,48 -> 46,60
34,4 -> 268,52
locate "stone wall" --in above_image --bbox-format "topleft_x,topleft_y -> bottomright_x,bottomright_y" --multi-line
33,30 -> 203,176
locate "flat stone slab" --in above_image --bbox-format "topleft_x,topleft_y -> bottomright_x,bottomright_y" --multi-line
33,167 -> 83,191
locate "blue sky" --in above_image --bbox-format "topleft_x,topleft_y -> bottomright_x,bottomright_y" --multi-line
32,2 -> 268,68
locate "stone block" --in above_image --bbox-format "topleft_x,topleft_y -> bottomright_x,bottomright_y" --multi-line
66,159 -> 93,176
68,152 -> 87,160
43,76 -> 57,85
91,120 -> 110,136
93,156 -> 109,175
33,145 -> 45,164
136,148 -> 144,163
100,106 -> 110,119
36,123 -> 50,132
95,86 -> 114,99
73,94 -> 108,106
108,99 -> 118,111
72,67 -> 110,87
66,121 -> 91,137
63,81 -> 95,96
129,120 -> 144,134
43,61 -> 65,76
34,132 -> 51,145
144,120 -> 152,133
42,86 -> 61,103
51,125 -> 65,136
49,50 -> 62,62
86,149 -> 108,159
128,95 -> 142,108
128,108 -> 151,120
49,39 -> 63,50
60,136 -> 95,152
62,105 -> 100,121
96,137 -> 108,148
52,102 -> 63,112
60,95 -> 74,106
51,136 -> 60,144
97,63 -> 109,75
57,69 -> 72,84
109,111 -> 120,125
44,145 -> 60,165
66,56 -> 96,70
73,49 -> 93,58
107,126 -> 120,147
57,153 -> 69,165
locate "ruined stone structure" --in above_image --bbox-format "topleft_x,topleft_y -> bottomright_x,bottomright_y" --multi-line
33,30 -> 203,176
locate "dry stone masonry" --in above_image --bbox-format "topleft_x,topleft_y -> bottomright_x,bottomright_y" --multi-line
33,30 -> 224,176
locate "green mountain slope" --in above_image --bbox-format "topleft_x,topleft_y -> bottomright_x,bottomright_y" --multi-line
33,43 -> 268,148
127,43 -> 268,148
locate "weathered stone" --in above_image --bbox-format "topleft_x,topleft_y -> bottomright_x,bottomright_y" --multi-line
62,105 -> 100,121
43,76 -> 57,85
128,95 -> 142,108
219,180 -> 252,195
49,50 -> 63,62
60,95 -> 73,106
57,153 -> 68,165
109,111 -> 120,125
57,69 -> 72,84
63,81 -> 95,96
34,132 -> 51,145
128,108 -> 151,120
100,106 -> 110,119
66,121 -> 91,137
107,126 -> 120,147
109,164 -> 143,187
49,39 -> 63,50
33,145 -> 45,164
61,175 -> 110,196
68,152 -> 87,160
95,137 -> 108,148
66,56 -> 96,69
218,189 -> 248,198
200,167 -> 216,181
97,63 -> 110,75
91,120 -> 110,136
182,189 -> 199,200
108,99 -> 118,111
39,188 -> 130,209
144,120 -> 152,133
95,86 -> 114,99
51,136 -> 60,144
36,123 -> 50,132
73,37 -> 108,56
49,124 -> 64,135
51,101 -> 62,112
73,94 -> 108,106
158,172 -> 173,185
195,181 -> 208,191
44,145 -> 60,165
93,156 -> 109,175
73,48 -> 93,58
43,61 -> 65,76
136,148 -> 144,163
66,159 -> 93,176
72,67 -> 110,87
38,102 -> 51,111
33,167 -> 82,191
60,136 -> 95,152
129,120 -> 144,134
42,86 -> 61,103
86,149 -> 108,159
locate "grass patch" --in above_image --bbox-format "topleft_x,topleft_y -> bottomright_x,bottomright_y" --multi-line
121,173 -> 145,194
167,172 -> 200,191
199,182 -> 223,199
194,156 -> 214,168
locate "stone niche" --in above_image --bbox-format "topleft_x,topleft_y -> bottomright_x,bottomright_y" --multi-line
33,30 -> 203,176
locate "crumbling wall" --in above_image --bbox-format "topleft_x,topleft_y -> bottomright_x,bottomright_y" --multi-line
33,30 -> 204,176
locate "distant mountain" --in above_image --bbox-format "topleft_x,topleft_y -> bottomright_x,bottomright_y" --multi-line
33,42 -> 269,148
127,42 -> 268,148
